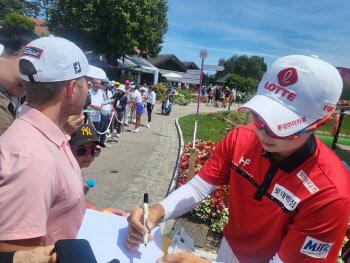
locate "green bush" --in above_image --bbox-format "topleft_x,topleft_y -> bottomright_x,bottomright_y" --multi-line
173,97 -> 189,105
176,90 -> 194,100
154,83 -> 167,100
3,13 -> 36,32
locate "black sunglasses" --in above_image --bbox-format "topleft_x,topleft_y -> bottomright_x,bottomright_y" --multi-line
71,146 -> 101,157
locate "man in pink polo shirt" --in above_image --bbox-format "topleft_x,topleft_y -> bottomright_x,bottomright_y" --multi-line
0,37 -> 119,253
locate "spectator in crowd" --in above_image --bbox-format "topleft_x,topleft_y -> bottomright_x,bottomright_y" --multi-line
231,87 -> 237,105
223,86 -> 230,108
146,85 -> 156,128
89,78 -> 104,130
99,77 -> 114,147
143,83 -> 149,95
111,84 -> 127,138
82,81 -> 93,123
0,26 -> 38,136
108,80 -> 115,95
69,123 -> 126,215
140,87 -> 148,108
0,37 -> 107,252
125,55 -> 350,263
123,80 -> 132,127
129,85 -> 144,133
201,85 -> 206,96
214,86 -> 221,108
207,86 -> 214,104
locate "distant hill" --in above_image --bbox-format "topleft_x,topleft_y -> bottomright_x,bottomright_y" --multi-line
337,67 -> 350,100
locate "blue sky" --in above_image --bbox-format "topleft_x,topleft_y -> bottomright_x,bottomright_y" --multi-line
161,0 -> 350,71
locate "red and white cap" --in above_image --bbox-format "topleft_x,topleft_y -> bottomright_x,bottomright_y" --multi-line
19,37 -> 106,82
238,55 -> 343,137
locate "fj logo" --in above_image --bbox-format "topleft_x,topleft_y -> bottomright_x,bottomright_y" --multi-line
81,127 -> 92,136
74,62 -> 81,74
239,157 -> 250,167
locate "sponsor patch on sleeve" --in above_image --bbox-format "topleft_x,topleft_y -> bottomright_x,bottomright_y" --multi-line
271,184 -> 300,211
296,170 -> 319,194
300,236 -> 333,259
21,46 -> 44,59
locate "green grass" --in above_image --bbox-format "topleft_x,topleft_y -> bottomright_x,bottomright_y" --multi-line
315,135 -> 350,148
179,111 -> 350,149
319,114 -> 350,135
178,113 -> 227,143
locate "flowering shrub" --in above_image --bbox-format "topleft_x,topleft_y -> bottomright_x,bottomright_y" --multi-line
177,140 -> 230,233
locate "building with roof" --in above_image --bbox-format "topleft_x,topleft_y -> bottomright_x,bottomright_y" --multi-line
182,61 -> 200,70
26,17 -> 50,36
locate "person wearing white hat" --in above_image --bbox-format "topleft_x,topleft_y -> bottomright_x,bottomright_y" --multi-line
126,55 -> 350,263
0,26 -> 38,136
0,37 -> 110,253
111,84 -> 127,137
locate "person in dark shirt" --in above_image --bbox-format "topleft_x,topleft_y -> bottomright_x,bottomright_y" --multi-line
111,85 -> 127,138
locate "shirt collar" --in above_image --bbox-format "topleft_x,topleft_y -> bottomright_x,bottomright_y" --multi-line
262,134 -> 317,173
18,104 -> 70,148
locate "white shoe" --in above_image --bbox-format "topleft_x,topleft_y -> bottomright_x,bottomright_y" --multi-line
104,142 -> 111,148
131,128 -> 139,133
116,134 -> 120,138
106,134 -> 112,138
146,124 -> 151,128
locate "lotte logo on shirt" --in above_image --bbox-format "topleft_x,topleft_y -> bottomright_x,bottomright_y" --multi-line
277,67 -> 298,87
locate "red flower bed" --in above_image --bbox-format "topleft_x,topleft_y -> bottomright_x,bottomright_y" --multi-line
177,140 -> 230,232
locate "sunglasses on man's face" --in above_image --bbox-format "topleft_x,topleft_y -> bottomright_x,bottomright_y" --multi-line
250,112 -> 315,140
71,146 -> 101,157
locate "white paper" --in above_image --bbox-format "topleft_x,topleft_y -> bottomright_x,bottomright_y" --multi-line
77,209 -> 162,263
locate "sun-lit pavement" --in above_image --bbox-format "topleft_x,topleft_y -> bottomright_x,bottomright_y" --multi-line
84,102 -> 240,212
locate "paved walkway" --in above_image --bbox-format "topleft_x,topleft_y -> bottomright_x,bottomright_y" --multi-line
84,102 -> 240,212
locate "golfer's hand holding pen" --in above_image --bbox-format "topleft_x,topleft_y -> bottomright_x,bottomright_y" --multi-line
125,194 -> 166,250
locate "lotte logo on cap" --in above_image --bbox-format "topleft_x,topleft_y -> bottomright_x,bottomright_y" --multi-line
277,67 -> 298,87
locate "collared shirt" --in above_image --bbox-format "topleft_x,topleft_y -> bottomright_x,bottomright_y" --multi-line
0,105 -> 86,246
0,86 -> 16,136
199,124 -> 350,263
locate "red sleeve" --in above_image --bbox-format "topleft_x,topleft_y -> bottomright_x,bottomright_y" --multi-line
198,127 -> 238,185
278,195 -> 350,263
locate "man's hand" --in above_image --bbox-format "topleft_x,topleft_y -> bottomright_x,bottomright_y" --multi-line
63,113 -> 84,135
125,204 -> 165,250
104,207 -> 126,217
13,245 -> 57,263
157,252 -> 210,263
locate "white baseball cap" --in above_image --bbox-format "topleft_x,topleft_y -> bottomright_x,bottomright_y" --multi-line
238,55 -> 343,137
19,37 -> 106,82
139,87 -> 146,91
116,84 -> 125,92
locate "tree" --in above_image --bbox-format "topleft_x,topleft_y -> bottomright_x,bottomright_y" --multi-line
32,0 -> 57,21
48,0 -> 169,65
0,0 -> 40,20
216,55 -> 267,81
3,12 -> 36,32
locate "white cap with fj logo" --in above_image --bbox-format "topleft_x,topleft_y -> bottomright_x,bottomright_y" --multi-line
20,37 -> 106,82
238,55 -> 343,137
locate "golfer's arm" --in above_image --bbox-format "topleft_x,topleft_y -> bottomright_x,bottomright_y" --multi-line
159,175 -> 218,221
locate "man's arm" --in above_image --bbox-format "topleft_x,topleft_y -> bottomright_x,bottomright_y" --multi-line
86,201 -> 126,216
0,238 -> 42,252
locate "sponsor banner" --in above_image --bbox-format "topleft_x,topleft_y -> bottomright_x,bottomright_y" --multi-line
271,184 -> 300,211
300,236 -> 333,259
